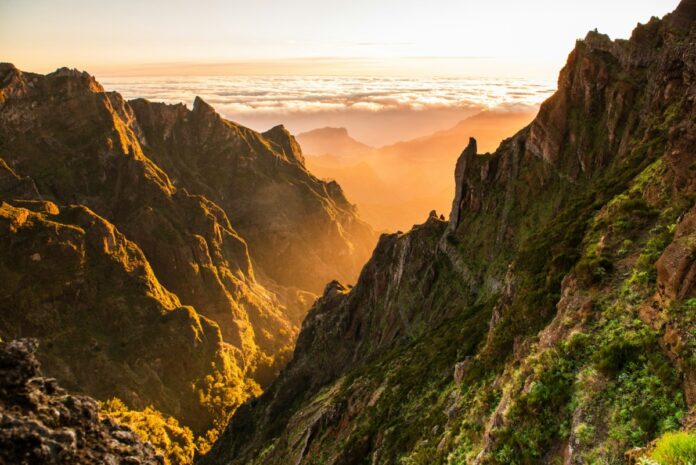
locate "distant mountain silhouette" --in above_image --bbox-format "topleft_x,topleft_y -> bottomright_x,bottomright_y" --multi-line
299,110 -> 537,231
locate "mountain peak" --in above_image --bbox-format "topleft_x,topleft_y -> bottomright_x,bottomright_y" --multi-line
262,124 -> 305,165
297,126 -> 373,157
316,126 -> 349,135
47,66 -> 103,92
670,0 -> 696,29
448,137 -> 478,230
192,95 -> 217,116
0,62 -> 18,79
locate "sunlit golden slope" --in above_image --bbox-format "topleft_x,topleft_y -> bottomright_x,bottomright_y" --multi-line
0,63 -> 375,459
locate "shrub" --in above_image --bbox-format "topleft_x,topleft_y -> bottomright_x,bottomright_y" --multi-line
649,431 -> 696,465
574,422 -> 596,447
593,327 -> 653,374
490,355 -> 575,464
100,398 -> 196,465
575,254 -> 613,285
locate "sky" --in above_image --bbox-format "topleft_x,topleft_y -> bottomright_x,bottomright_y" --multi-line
0,0 -> 680,79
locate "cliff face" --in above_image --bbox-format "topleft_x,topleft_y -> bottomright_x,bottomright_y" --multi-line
204,2 -> 696,464
0,62 -> 373,443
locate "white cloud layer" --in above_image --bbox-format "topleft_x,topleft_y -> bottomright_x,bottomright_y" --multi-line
102,76 -> 554,114
100,76 -> 556,145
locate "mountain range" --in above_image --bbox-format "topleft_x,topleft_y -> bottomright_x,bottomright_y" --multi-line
299,110 -> 538,231
1,1 -> 695,464
0,62 -> 375,449
203,2 -> 696,464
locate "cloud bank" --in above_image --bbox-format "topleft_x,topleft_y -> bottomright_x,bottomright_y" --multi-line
100,76 -> 555,145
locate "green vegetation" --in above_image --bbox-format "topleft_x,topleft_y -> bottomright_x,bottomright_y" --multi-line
491,351 -> 575,465
391,112 -> 687,465
641,432 -> 696,465
196,364 -> 262,452
5,8 -> 696,465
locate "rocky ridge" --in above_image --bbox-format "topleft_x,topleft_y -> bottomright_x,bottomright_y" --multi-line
203,2 -> 696,464
0,60 -> 374,448
128,97 -> 374,294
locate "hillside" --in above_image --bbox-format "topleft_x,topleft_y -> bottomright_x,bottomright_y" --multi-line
0,62 -> 374,453
203,2 -> 696,464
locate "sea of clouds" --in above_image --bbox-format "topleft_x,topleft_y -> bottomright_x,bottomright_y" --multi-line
100,76 -> 556,145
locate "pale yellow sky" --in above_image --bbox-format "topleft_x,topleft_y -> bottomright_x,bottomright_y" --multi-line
0,0 -> 680,78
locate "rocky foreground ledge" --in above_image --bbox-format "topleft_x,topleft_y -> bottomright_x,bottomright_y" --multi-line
0,339 -> 162,465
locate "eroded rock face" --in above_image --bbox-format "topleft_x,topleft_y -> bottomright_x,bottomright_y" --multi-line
0,339 -> 163,465
204,2 -> 696,464
656,207 -> 696,300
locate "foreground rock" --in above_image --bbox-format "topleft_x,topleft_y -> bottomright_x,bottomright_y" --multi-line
0,339 -> 162,465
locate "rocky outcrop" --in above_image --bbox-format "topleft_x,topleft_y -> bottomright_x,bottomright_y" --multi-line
202,212 -> 480,464
262,124 -> 306,166
448,137 -> 478,230
204,3 -> 696,464
0,159 -> 40,199
0,339 -> 163,465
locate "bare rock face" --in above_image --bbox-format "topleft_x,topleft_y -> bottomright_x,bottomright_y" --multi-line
0,159 -> 40,199
0,339 -> 163,465
262,124 -> 306,166
656,207 -> 696,300
448,137 -> 478,230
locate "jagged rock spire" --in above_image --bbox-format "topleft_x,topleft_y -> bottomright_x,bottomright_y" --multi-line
448,137 -> 477,231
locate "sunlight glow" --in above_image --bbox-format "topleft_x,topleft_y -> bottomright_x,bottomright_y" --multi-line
0,0 -> 680,79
